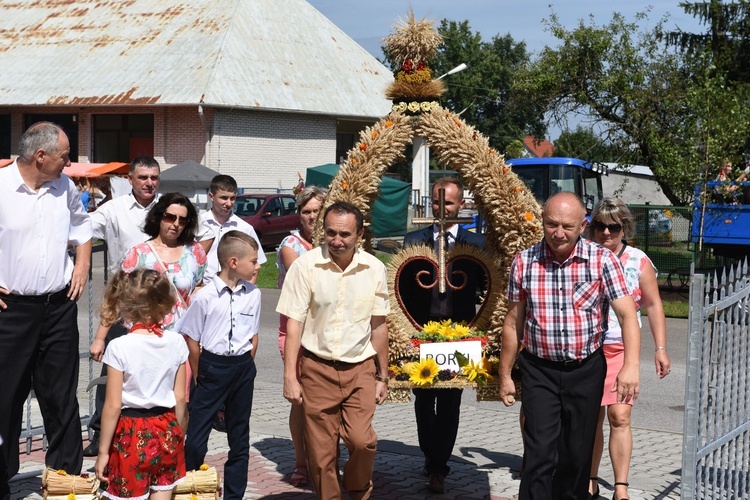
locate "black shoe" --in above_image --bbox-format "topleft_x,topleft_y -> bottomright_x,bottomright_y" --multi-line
212,410 -> 227,433
82,432 -> 99,457
426,473 -> 445,494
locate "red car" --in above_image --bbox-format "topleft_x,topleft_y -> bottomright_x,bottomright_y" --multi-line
234,194 -> 299,250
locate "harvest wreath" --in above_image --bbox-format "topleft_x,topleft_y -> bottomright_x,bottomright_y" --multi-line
311,11 -> 540,401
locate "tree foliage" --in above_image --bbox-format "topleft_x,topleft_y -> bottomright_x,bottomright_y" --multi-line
662,0 -> 750,82
514,9 -> 750,204
553,126 -> 632,162
382,19 -> 546,152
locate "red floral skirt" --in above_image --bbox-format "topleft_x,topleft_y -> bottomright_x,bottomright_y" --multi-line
102,410 -> 186,500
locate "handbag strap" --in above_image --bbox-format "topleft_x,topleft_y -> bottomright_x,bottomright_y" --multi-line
146,240 -> 188,309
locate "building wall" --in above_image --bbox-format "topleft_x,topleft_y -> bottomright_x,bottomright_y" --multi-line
2,106 -> 341,191
212,108 -> 336,191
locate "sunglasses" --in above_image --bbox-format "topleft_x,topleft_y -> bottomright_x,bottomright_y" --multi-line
162,212 -> 189,227
592,221 -> 622,234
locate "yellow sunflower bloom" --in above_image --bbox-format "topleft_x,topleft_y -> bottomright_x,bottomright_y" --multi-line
461,359 -> 493,383
422,321 -> 441,336
453,323 -> 470,338
409,358 -> 440,386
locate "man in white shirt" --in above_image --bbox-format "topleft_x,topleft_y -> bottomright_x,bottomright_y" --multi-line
0,122 -> 92,497
199,175 -> 266,285
84,156 -> 162,456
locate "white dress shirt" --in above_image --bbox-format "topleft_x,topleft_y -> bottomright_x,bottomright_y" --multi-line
175,276 -> 261,356
198,210 -> 266,284
0,161 -> 92,295
90,192 -> 159,272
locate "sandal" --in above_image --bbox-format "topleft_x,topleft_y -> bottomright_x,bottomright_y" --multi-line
290,466 -> 308,487
588,477 -> 600,499
613,481 -> 630,500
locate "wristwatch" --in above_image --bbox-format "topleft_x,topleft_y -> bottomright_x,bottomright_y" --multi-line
376,374 -> 389,384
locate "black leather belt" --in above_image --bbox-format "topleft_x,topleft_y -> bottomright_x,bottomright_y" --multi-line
302,349 -> 358,366
4,285 -> 69,304
522,347 -> 602,370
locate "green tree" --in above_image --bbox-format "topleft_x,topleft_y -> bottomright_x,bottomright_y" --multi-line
383,20 -> 546,152
662,0 -> 750,83
553,126 -> 632,162
514,10 -> 750,204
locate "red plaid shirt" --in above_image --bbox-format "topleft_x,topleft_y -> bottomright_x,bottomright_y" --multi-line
507,237 -> 630,362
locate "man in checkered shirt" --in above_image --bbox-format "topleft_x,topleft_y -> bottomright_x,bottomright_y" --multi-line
498,192 -> 641,499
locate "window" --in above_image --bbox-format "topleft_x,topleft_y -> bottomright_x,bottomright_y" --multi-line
93,114 -> 153,163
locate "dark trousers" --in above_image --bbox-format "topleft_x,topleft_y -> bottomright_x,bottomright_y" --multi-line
518,348 -> 606,500
0,295 -> 83,497
88,322 -> 127,433
185,350 -> 256,500
413,388 -> 462,476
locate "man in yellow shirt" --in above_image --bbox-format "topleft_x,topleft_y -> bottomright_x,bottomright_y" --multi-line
276,201 -> 389,500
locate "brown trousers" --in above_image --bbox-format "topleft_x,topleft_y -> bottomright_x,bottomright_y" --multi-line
300,350 -> 377,500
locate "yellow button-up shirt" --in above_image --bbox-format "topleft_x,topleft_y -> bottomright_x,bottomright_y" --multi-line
276,245 -> 390,363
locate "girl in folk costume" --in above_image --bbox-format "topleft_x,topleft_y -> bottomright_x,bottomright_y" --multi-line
95,269 -> 188,500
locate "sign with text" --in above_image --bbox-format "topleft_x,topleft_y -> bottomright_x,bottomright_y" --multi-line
420,340 -> 482,372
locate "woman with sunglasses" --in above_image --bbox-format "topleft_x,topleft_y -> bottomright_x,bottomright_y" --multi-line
119,192 -> 207,328
587,198 -> 671,500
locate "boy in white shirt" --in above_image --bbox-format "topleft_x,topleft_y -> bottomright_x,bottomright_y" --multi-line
199,175 -> 266,285
175,231 -> 261,500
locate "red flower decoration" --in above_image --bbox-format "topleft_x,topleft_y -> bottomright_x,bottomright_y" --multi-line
402,59 -> 414,72
417,61 -> 425,71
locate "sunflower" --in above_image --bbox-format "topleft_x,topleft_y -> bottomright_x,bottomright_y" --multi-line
422,321 -> 441,336
409,358 -> 440,386
452,323 -> 470,338
461,358 -> 493,384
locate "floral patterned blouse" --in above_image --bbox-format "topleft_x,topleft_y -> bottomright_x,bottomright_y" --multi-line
604,245 -> 656,345
276,230 -> 312,289
121,240 -> 207,328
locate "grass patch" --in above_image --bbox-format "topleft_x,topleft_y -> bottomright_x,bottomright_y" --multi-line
661,300 -> 689,319
257,252 -> 279,289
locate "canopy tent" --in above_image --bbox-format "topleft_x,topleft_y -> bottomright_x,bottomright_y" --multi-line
158,160 -> 221,208
306,163 -> 410,237
63,162 -> 130,178
0,160 -> 129,176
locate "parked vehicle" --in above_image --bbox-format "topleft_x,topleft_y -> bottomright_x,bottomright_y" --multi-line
507,157 -> 605,215
691,181 -> 750,259
234,193 -> 298,250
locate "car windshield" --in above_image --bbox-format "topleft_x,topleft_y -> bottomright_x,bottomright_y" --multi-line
234,197 -> 266,216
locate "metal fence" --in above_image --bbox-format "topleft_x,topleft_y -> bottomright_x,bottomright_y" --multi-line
19,249 -> 102,454
682,259 -> 750,499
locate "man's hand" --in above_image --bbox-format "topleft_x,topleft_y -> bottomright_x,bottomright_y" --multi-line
67,264 -> 89,301
614,363 -> 640,404
0,286 -> 8,311
498,373 -> 517,407
284,377 -> 303,406
90,338 -> 106,362
375,381 -> 387,405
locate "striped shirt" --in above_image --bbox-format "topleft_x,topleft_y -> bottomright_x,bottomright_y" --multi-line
507,237 -> 630,361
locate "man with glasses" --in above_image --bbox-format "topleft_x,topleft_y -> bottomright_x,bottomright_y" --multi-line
498,192 -> 641,499
85,156 -> 163,456
0,122 -> 92,497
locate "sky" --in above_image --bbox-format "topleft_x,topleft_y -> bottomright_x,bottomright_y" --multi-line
305,1 -> 705,139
